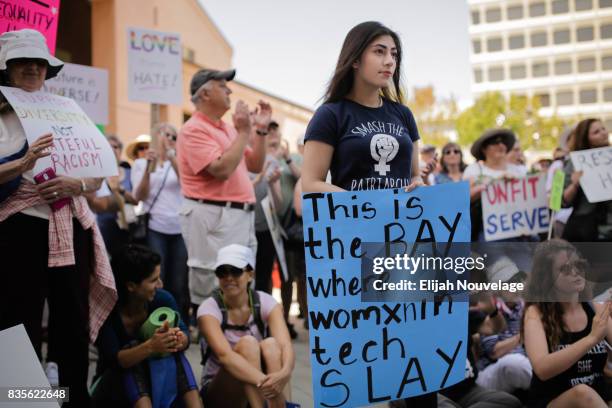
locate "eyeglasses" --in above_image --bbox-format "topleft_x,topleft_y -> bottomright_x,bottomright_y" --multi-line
215,266 -> 246,279
136,145 -> 149,151
164,132 -> 177,142
558,259 -> 588,276
443,149 -> 460,155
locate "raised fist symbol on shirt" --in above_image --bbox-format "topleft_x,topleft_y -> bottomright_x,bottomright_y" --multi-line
370,134 -> 399,176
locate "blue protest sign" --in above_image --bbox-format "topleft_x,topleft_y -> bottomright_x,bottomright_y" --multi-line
302,182 -> 471,407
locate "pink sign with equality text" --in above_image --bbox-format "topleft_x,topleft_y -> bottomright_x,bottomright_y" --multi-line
0,0 -> 61,54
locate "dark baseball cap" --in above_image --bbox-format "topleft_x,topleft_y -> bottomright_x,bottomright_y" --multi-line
189,68 -> 236,96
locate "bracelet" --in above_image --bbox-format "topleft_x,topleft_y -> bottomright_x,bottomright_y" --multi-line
256,129 -> 268,136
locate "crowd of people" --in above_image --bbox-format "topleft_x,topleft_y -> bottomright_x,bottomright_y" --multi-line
0,22 -> 610,408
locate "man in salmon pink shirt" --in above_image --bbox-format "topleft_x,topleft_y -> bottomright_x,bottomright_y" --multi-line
177,68 -> 272,305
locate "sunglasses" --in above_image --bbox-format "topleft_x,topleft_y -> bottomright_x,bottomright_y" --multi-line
558,259 -> 588,276
164,132 -> 177,141
443,149 -> 460,155
215,266 -> 246,279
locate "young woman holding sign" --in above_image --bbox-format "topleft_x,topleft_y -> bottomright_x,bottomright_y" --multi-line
521,239 -> 611,407
561,118 -> 612,242
301,21 -> 437,407
0,29 -> 114,407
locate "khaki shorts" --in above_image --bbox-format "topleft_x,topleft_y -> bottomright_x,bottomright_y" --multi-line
179,199 -> 257,304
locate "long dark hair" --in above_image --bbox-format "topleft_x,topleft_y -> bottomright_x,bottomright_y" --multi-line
568,118 -> 600,152
324,21 -> 404,104
440,142 -> 466,173
520,239 -> 591,350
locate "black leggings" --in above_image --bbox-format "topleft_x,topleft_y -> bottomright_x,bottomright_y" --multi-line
0,212 -> 92,407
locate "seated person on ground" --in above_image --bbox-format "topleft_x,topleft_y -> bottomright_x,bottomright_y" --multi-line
522,239 -> 611,408
93,244 -> 202,408
197,244 -> 295,408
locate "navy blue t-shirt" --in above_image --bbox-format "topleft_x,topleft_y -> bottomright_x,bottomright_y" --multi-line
305,98 -> 420,191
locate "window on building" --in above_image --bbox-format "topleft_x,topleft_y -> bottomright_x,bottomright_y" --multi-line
486,8 -> 502,22
507,5 -> 524,19
575,0 -> 593,11
471,10 -> 481,25
536,93 -> 551,107
602,55 -> 612,69
601,0 -> 612,8
579,88 -> 598,103
557,90 -> 574,105
509,34 -> 525,49
601,23 -> 612,39
553,28 -> 571,44
473,39 -> 482,53
529,2 -> 547,16
487,37 -> 503,52
552,0 -> 570,13
532,61 -> 550,77
510,64 -> 527,79
555,59 -> 573,74
488,66 -> 505,81
474,68 -> 483,83
578,57 -> 596,72
604,86 -> 612,101
531,31 -> 548,46
577,26 -> 595,41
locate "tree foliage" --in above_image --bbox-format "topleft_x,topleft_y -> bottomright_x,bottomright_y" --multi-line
456,92 -> 565,150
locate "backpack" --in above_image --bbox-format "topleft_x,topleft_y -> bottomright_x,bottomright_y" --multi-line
200,288 -> 268,368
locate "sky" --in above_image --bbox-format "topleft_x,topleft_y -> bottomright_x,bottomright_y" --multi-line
198,0 -> 474,111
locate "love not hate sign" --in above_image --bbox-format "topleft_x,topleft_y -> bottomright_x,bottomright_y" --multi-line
302,182 -> 471,407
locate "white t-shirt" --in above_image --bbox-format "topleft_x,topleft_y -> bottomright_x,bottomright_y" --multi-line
0,110 -> 50,219
131,158 -> 182,234
462,161 -> 527,184
197,291 -> 278,380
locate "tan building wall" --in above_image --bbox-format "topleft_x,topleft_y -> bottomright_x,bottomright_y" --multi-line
90,0 -> 311,155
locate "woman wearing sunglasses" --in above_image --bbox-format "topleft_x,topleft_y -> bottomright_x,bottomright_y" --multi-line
132,122 -> 189,323
435,142 -> 467,184
197,244 -> 294,408
462,129 -> 527,241
521,239 -> 611,407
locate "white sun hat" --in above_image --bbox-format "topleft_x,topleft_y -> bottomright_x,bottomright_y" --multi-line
0,29 -> 63,79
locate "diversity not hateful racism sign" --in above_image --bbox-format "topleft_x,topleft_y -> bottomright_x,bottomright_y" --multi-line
43,63 -> 109,125
570,146 -> 612,203
302,183 -> 470,407
0,86 -> 117,178
127,27 -> 182,105
0,0 -> 61,54
482,174 -> 549,241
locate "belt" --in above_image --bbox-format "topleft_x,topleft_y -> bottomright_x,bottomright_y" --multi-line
186,197 -> 255,212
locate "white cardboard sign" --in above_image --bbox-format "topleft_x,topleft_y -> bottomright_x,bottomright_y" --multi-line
0,86 -> 118,178
570,146 -> 612,203
127,27 -> 182,105
44,63 -> 109,125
